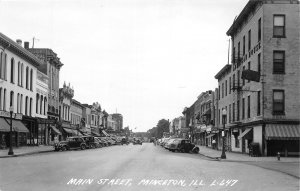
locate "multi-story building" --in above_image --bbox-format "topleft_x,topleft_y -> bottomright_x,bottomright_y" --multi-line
216,0 -> 299,156
82,104 -> 92,135
0,33 -> 44,147
112,113 -> 123,131
70,99 -> 84,133
35,70 -> 49,145
26,44 -> 63,144
59,82 -> 81,139
107,114 -> 117,131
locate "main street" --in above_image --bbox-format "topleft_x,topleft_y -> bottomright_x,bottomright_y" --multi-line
0,143 -> 298,191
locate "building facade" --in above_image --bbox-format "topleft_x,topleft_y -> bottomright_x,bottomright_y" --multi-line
217,0 -> 300,156
0,33 -> 43,147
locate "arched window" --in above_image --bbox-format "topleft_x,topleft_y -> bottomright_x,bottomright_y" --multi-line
3,89 -> 6,111
17,93 -> 19,113
26,66 -> 29,89
10,58 -> 15,83
21,63 -> 24,87
20,94 -> 23,114
30,98 -> 32,116
40,95 -> 43,114
25,96 -> 28,116
18,62 -> 21,85
30,69 -> 33,91
44,97 -> 47,115
10,91 -> 14,112
0,51 -> 2,79
36,94 -> 39,114
0,88 -> 2,109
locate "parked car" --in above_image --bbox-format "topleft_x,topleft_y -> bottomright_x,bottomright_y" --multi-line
168,139 -> 199,153
105,137 -> 116,145
80,136 -> 100,149
54,137 -> 87,151
96,137 -> 108,146
133,138 -> 142,145
164,138 -> 177,150
121,137 -> 129,145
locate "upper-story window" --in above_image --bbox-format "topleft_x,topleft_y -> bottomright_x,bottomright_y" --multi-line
258,18 -> 262,42
273,51 -> 285,74
30,69 -> 33,91
243,36 -> 245,56
258,53 -> 261,75
238,42 -> 240,59
0,52 -> 7,80
26,66 -> 29,89
273,90 -> 284,115
273,15 -> 285,38
10,58 -> 15,84
248,29 -> 251,51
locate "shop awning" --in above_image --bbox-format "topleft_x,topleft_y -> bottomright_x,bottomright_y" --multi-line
0,118 -> 10,132
63,128 -> 75,134
265,124 -> 300,140
206,134 -> 215,139
238,128 -> 252,139
50,125 -> 62,135
12,120 -> 29,133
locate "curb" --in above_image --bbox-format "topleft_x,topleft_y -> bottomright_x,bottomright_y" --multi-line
198,153 -> 220,161
0,150 -> 54,158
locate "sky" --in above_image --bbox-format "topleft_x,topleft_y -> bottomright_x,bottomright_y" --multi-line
0,0 -> 249,132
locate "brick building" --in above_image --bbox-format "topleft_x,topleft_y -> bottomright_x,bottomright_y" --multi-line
215,0 -> 299,156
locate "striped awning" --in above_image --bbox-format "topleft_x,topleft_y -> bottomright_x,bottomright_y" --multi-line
265,124 -> 300,140
12,120 -> 29,133
50,125 -> 62,135
0,118 -> 10,132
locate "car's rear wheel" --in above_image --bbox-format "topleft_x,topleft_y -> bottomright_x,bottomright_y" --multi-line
193,147 -> 199,153
81,144 -> 86,150
180,148 -> 185,153
61,146 -> 67,151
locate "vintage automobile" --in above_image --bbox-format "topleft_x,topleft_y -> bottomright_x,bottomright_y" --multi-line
168,139 -> 199,153
133,138 -> 142,145
96,137 -> 109,146
54,137 -> 87,151
121,137 -> 129,145
80,136 -> 100,149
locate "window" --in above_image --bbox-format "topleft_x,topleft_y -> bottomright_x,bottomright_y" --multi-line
3,89 -> 6,111
257,91 -> 261,116
242,98 -> 245,119
0,52 -> 7,80
243,36 -> 245,56
20,94 -> 23,114
237,70 -> 240,87
232,74 -> 235,90
30,98 -> 32,116
273,90 -> 284,114
248,62 -> 251,83
218,85 -> 220,100
17,93 -> 19,113
26,67 -> 29,89
242,66 -> 246,85
229,77 -> 231,94
18,62 -> 21,85
219,109 -> 221,125
225,80 -> 227,96
248,30 -> 251,51
229,104 -> 231,123
237,100 -> 240,121
21,63 -> 24,86
258,18 -> 262,42
25,96 -> 28,116
36,94 -> 39,114
10,91 -> 14,108
222,83 -> 224,98
0,88 -> 2,109
247,95 -> 251,118
0,52 -> 2,79
238,42 -> 240,60
258,53 -> 261,74
273,15 -> 285,37
30,69 -> 33,91
273,51 -> 285,74
10,58 -> 14,83
232,103 -> 235,122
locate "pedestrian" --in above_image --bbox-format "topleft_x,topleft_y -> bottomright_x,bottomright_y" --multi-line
212,139 -> 216,149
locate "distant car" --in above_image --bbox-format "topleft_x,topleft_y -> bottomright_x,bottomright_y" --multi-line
54,137 -> 87,151
168,139 -> 199,153
80,136 -> 100,149
133,139 -> 142,145
96,137 -> 108,146
121,137 -> 129,145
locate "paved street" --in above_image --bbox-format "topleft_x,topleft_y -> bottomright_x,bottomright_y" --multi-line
0,143 -> 299,191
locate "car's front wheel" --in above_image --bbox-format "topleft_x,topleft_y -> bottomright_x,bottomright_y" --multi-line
81,144 -> 86,150
61,146 -> 67,151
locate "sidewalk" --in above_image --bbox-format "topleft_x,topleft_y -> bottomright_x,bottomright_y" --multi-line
197,145 -> 300,163
0,145 -> 54,158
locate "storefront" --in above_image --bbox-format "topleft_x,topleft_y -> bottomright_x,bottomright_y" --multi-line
265,124 -> 300,156
0,112 -> 29,148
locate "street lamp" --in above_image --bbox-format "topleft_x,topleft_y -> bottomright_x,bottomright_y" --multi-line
221,108 -> 227,159
8,106 -> 14,155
